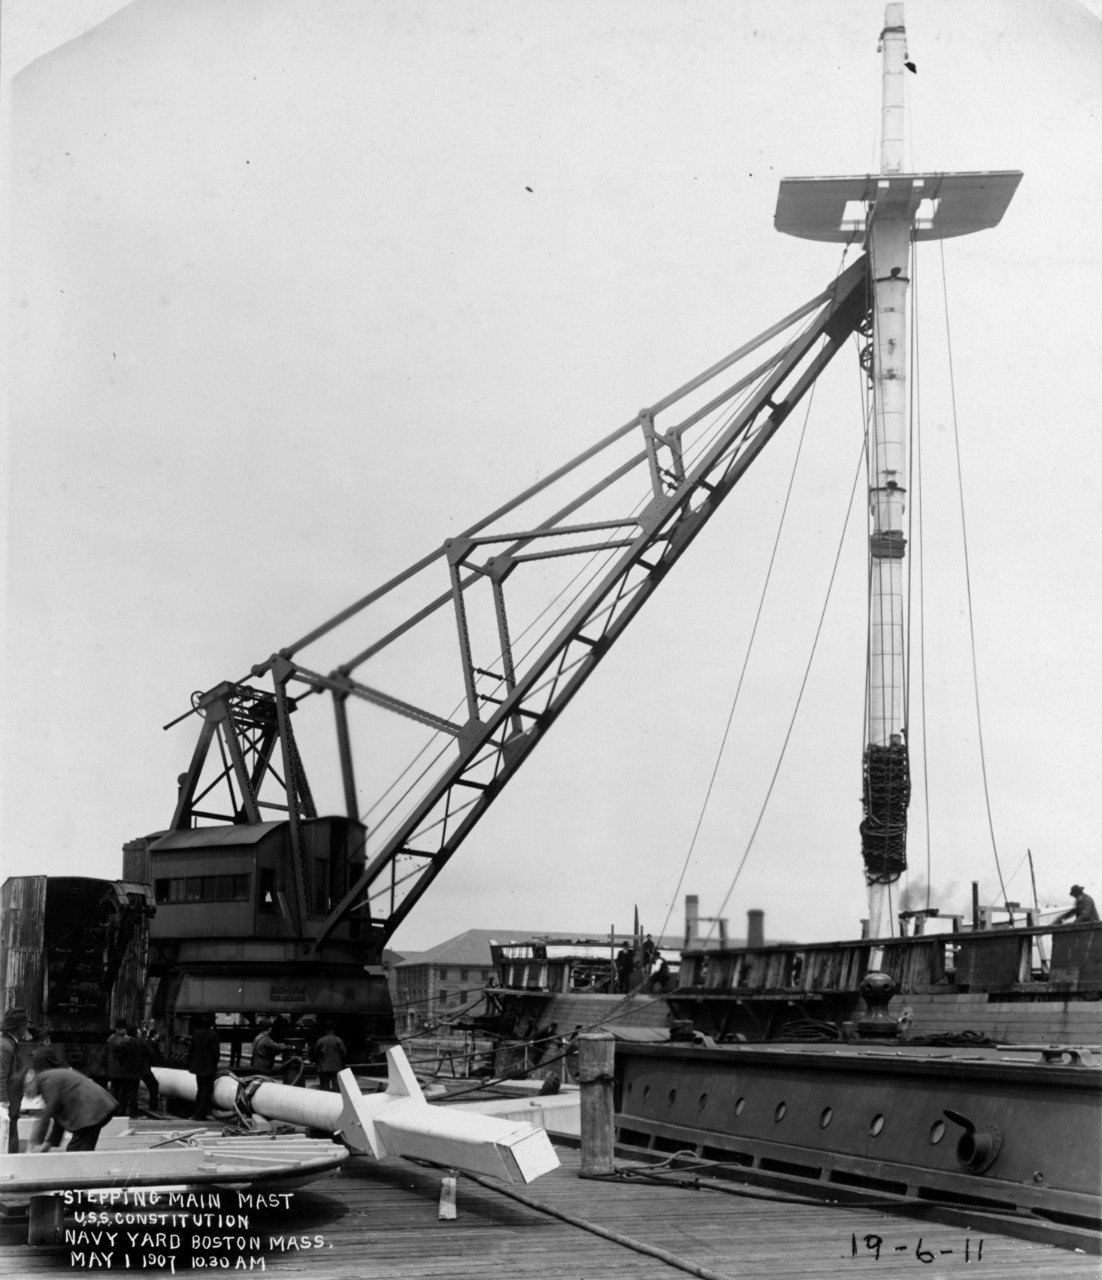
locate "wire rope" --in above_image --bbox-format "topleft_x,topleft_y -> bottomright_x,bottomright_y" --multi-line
708,431 -> 869,935
652,252 -> 857,946
937,237 -> 1008,906
653,368 -> 824,946
356,312 -> 822,883
912,240 -> 933,911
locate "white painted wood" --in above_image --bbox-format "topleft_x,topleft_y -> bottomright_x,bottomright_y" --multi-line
154,1044 -> 560,1184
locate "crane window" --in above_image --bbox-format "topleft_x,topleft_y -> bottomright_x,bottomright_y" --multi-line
155,874 -> 250,904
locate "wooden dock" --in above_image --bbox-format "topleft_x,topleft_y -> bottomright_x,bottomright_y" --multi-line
1,1143 -> 1097,1278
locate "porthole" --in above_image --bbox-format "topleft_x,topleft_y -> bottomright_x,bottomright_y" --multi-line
819,1106 -> 833,1129
642,1085 -> 650,1103
929,1120 -> 945,1145
667,1089 -> 677,1108
697,1093 -> 708,1112
734,1096 -> 746,1116
774,1102 -> 787,1123
870,1114 -> 885,1137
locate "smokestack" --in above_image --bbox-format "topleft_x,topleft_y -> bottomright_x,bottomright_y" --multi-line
747,909 -> 764,949
685,895 -> 699,948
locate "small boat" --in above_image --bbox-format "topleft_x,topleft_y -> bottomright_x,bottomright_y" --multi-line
0,1131 -> 348,1198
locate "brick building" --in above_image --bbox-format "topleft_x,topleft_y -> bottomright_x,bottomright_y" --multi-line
393,928 -> 546,1036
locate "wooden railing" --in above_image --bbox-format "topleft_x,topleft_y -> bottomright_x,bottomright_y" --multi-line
678,923 -> 1102,995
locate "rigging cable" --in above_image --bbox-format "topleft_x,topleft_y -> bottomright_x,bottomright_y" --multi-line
359,335 -> 802,840
651,271 -> 842,948
937,236 -> 1009,907
359,311 -> 825,903
909,236 -> 933,912
654,248 -> 865,946
709,428 -> 869,935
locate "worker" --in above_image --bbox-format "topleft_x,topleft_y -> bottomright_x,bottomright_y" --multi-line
647,955 -> 672,993
0,1008 -> 29,1154
136,1026 -> 162,1112
615,944 -> 634,993
1057,885 -> 1100,924
105,1019 -> 130,1107
117,1023 -> 145,1118
188,1013 -> 221,1121
311,1021 -> 347,1092
642,934 -> 658,971
250,1021 -> 288,1075
24,1064 -> 118,1152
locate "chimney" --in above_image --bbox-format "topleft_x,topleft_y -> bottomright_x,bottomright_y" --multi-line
747,909 -> 764,949
685,895 -> 699,948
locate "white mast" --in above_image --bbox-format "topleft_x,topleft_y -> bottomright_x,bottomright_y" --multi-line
773,5 -> 1021,939
865,5 -> 911,938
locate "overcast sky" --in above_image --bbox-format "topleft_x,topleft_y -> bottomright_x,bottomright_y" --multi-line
3,0 -> 1100,953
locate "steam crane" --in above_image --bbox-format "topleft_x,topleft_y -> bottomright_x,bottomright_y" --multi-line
132,262 -> 871,1053
134,6 -> 1021,1047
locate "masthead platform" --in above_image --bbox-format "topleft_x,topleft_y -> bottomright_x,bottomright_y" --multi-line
775,170 -> 1023,243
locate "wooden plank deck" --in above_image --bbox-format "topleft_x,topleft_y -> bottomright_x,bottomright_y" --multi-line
1,1144 -> 1097,1278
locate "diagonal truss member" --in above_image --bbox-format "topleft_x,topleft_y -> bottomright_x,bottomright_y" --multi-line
292,256 -> 871,945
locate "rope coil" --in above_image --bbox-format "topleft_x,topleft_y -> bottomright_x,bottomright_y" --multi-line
860,739 -> 910,881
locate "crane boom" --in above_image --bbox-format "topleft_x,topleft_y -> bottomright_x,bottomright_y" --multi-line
168,256 -> 870,953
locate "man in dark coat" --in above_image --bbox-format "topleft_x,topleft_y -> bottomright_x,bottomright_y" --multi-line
1058,885 -> 1100,924
106,1019 -> 129,1106
615,945 -> 634,993
25,1066 -> 118,1152
312,1021 -> 347,1092
0,1008 -> 29,1154
250,1022 -> 288,1075
118,1023 -> 146,1117
188,1013 -> 221,1121
136,1026 -> 162,1112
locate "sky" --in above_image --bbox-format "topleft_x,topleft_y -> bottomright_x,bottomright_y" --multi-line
2,0 -> 1100,955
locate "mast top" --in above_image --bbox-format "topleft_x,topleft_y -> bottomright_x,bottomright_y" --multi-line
774,3 -> 1021,245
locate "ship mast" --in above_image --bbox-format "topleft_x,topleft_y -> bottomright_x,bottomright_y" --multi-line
773,4 -> 1021,938
864,6 -> 912,938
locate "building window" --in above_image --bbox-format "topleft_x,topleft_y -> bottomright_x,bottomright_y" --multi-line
460,968 -> 469,982
438,968 -> 449,980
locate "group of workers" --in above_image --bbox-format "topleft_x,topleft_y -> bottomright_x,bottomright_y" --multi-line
185,1015 -> 349,1119
1,1008 -> 350,1152
3,886 -> 1096,1153
614,934 -> 672,993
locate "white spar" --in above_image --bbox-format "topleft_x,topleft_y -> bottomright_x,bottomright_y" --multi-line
774,3 -> 1021,938
154,1044 -> 559,1184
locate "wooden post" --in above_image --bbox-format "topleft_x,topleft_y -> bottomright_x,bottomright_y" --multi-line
577,1032 -> 615,1176
438,1174 -> 457,1220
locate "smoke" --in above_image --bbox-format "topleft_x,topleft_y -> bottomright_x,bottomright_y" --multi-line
898,877 -> 960,914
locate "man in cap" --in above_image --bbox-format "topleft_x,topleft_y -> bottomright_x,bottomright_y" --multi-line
188,1013 -> 221,1121
0,1008 -> 29,1153
1057,885 -> 1100,924
24,1064 -> 118,1152
250,1021 -> 288,1075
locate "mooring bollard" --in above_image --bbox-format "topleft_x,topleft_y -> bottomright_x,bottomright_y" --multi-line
577,1032 -> 615,1176
28,1194 -> 65,1246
